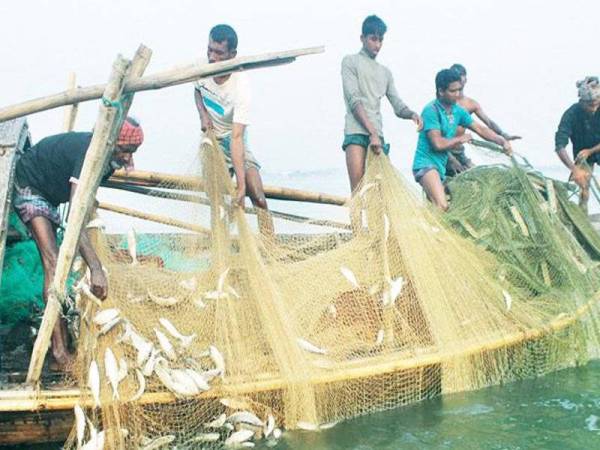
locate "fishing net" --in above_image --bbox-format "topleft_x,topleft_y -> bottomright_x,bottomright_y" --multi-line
65,141 -> 600,449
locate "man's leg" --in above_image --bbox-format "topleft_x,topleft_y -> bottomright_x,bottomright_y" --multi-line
419,169 -> 449,211
345,144 -> 368,231
28,216 -> 73,368
245,167 -> 274,237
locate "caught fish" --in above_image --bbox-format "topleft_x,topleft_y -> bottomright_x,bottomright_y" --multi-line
389,277 -> 405,305
204,413 -> 227,428
219,205 -> 226,220
131,369 -> 145,401
272,428 -> 282,439
209,345 -> 226,377
117,358 -> 128,382
140,435 -> 175,450
155,364 -> 198,398
74,404 -> 86,449
72,257 -> 84,273
340,266 -> 359,288
123,323 -> 153,367
147,290 -> 179,307
170,369 -> 201,394
97,316 -> 121,336
154,329 -> 177,361
297,421 -> 319,431
81,430 -> 105,450
189,432 -> 221,443
264,414 -> 275,438
224,429 -> 254,446
159,317 -> 196,348
127,227 -> 138,265
503,290 -> 512,311
227,411 -> 264,427
88,360 -> 100,408
358,182 -> 376,197
201,368 -> 222,382
383,214 -> 390,242
179,277 -> 198,292
320,421 -> 339,430
80,282 -> 103,307
375,329 -> 384,345
142,348 -> 160,377
93,308 -> 120,326
184,368 -> 210,391
104,348 -> 120,400
297,338 -> 327,355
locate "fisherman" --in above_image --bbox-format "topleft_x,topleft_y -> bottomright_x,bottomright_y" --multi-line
445,63 -> 521,176
555,76 -> 600,214
341,15 -> 422,194
413,69 -> 512,211
194,24 -> 274,236
12,117 -> 144,369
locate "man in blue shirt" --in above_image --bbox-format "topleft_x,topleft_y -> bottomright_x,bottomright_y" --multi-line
412,69 -> 512,211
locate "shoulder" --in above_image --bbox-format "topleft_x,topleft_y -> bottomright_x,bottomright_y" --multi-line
341,53 -> 359,67
454,104 -> 472,121
421,100 -> 438,115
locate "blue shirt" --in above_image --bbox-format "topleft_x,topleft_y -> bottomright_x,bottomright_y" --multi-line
412,100 -> 473,180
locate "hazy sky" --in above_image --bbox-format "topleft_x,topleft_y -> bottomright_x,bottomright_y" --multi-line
2,0 -> 598,177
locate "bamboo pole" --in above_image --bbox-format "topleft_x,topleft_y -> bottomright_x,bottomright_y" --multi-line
110,169 -> 348,206
97,201 -> 210,234
26,55 -> 132,384
0,46 -> 324,122
61,72 -> 78,131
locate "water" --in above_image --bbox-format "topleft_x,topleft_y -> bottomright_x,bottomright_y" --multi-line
257,361 -> 600,450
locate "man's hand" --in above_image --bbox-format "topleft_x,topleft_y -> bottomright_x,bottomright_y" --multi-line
571,165 -> 591,189
412,113 -> 423,132
369,134 -> 382,154
448,157 -> 466,175
501,139 -> 513,156
235,185 -> 246,209
458,133 -> 473,145
90,267 -> 108,300
575,148 -> 592,163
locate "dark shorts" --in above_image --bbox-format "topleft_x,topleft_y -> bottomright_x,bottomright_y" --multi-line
413,166 -> 438,183
445,148 -> 473,178
342,134 -> 390,156
13,183 -> 61,226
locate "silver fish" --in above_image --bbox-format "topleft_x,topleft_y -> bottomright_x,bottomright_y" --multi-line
224,429 -> 254,446
142,348 -> 160,377
273,428 -> 282,439
296,421 -> 319,431
297,338 -> 327,355
97,316 -> 121,336
204,413 -> 227,428
117,358 -> 128,383
131,368 -> 145,402
503,290 -> 512,311
147,290 -> 179,307
184,368 -> 210,391
74,403 -> 86,449
159,317 -> 196,348
217,267 -> 230,292
155,363 -> 198,398
209,345 -> 225,377
93,308 -> 120,326
81,430 -> 105,450
80,282 -> 103,307
201,368 -> 221,382
264,414 -> 275,438
320,421 -> 339,430
140,435 -> 175,450
88,360 -> 101,408
389,277 -> 405,305
188,432 -> 221,443
358,182 -> 376,197
340,266 -> 359,288
170,369 -> 201,395
375,329 -> 384,345
227,411 -> 264,427
104,348 -> 120,400
383,214 -> 390,242
154,329 -> 177,361
127,227 -> 138,265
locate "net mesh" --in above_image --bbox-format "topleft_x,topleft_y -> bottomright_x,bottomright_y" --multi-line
65,142 -> 600,449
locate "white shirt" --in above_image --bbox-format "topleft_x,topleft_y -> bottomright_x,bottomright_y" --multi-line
195,70 -> 251,139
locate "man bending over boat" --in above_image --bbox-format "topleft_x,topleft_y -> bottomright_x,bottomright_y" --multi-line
445,63 -> 521,177
341,15 -> 422,194
12,118 -> 144,369
412,69 -> 512,211
194,24 -> 274,236
555,76 -> 600,214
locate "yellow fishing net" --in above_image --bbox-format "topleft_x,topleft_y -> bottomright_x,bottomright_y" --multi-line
66,141 -> 600,449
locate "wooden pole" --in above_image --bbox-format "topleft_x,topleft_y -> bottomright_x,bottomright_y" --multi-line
0,46 -> 324,122
61,72 -> 78,132
110,169 -> 348,206
26,55 -> 132,384
97,201 -> 209,234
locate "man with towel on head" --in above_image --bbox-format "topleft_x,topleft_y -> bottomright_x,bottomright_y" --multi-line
555,76 -> 600,213
13,117 -> 144,369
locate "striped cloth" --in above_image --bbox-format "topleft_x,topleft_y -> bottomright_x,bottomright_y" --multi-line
13,183 -> 61,226
117,118 -> 144,147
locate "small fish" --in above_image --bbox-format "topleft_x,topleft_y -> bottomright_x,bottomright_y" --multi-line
204,413 -> 227,428
297,338 -> 327,355
97,316 -> 121,336
389,277 -> 405,305
104,348 -> 120,400
297,421 -> 319,431
86,218 -> 105,230
88,360 -> 100,408
154,329 -> 177,361
148,290 -> 179,307
170,369 -> 201,395
340,266 -> 359,288
81,430 -> 105,450
320,421 -> 339,430
117,358 -> 128,382
383,214 -> 390,242
184,368 -> 210,391
217,267 -> 230,292
140,435 -> 176,450
224,429 -> 254,446
273,428 -> 282,439
123,324 -> 153,367
131,369 -> 145,401
74,404 -> 86,449
201,368 -> 222,382
189,432 -> 221,443
264,414 -> 275,438
142,348 -> 160,377
179,277 -> 198,292
375,329 -> 384,345
72,257 -> 84,273
209,345 -> 225,376
93,308 -> 120,326
358,182 -> 376,197
127,227 -> 138,265
80,282 -> 103,307
503,290 -> 512,311
219,205 -> 226,220
159,317 -> 196,348
227,411 -> 264,427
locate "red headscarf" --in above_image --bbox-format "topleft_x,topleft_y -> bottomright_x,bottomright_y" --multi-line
117,117 -> 144,147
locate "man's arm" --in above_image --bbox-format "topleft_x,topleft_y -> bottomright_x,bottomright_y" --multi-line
341,57 -> 383,153
69,183 -> 108,299
468,121 -> 512,155
471,100 -> 520,140
194,89 -> 213,132
230,123 -> 246,208
386,72 -> 423,131
427,129 -> 472,152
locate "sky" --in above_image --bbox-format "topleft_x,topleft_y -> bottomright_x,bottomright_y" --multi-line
0,0 -> 598,230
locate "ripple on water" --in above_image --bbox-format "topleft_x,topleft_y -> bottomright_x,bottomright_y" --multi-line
585,415 -> 600,432
440,403 -> 494,416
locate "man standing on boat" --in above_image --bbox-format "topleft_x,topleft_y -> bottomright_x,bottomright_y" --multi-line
194,24 -> 273,236
445,63 -> 521,177
341,15 -> 422,194
12,118 -> 144,369
555,76 -> 600,214
412,69 -> 512,211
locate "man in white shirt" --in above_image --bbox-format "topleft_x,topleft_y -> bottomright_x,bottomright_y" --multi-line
194,24 -> 273,235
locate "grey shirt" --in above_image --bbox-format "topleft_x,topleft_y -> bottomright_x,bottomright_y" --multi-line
342,49 -> 414,136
